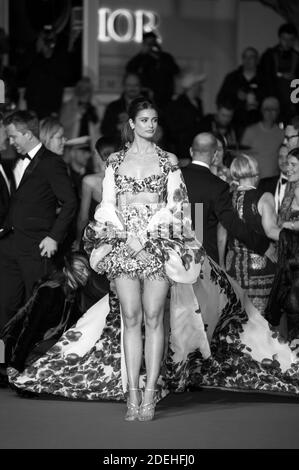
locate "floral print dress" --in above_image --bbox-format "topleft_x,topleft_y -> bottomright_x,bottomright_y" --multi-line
8,147 -> 299,401
83,146 -> 203,282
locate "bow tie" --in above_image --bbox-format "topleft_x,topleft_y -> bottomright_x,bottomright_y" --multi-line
20,154 -> 31,161
281,177 -> 288,185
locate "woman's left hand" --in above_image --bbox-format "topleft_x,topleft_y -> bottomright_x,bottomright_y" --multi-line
126,236 -> 143,257
282,222 -> 292,229
136,249 -> 152,263
265,242 -> 278,264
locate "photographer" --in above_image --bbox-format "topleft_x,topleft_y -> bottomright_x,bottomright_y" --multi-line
126,31 -> 180,109
25,25 -> 69,119
216,47 -> 261,140
0,28 -> 19,114
258,23 -> 299,124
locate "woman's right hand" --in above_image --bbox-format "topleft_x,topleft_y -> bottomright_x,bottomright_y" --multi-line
265,242 -> 278,264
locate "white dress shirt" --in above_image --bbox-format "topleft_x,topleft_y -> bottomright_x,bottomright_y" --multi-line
13,143 -> 42,188
275,173 -> 288,213
191,160 -> 210,170
0,163 -> 10,194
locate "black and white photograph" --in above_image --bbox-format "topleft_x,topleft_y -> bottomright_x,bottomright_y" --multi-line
1,0 -> 299,459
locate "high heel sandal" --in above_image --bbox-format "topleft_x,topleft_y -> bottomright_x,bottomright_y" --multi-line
138,388 -> 157,422
125,387 -> 141,422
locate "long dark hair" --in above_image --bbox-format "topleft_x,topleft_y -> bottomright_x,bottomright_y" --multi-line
47,251 -> 91,290
121,97 -> 158,147
288,147 -> 299,160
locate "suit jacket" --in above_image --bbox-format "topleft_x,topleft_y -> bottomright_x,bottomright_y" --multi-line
4,145 -> 77,247
0,162 -> 10,228
182,163 -> 270,262
162,94 -> 203,159
258,175 -> 279,196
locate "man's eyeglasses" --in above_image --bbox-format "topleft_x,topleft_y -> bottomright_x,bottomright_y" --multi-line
285,134 -> 299,140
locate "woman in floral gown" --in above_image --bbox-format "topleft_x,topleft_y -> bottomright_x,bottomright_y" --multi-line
83,97 -> 206,422
8,100 -> 299,418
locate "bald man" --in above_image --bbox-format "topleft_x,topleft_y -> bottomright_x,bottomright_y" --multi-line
241,96 -> 284,179
182,132 -> 270,262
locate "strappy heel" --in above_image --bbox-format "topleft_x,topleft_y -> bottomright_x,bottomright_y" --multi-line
139,388 -> 157,422
6,367 -> 19,379
125,387 -> 141,422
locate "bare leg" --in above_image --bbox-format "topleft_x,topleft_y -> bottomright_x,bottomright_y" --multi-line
142,279 -> 169,408
114,277 -> 143,408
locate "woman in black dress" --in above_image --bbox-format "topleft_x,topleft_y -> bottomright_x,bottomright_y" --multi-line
224,154 -> 280,314
1,252 -> 91,374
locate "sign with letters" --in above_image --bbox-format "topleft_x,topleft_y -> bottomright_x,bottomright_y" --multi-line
291,78 -> 299,104
98,8 -> 159,43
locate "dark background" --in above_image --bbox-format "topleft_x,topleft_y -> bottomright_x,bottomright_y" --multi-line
9,0 -> 83,87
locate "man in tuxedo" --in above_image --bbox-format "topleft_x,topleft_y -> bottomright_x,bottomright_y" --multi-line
0,110 -> 77,330
182,132 -> 270,262
258,143 -> 288,213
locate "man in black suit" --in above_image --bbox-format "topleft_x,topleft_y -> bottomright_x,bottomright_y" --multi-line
100,72 -> 142,144
126,31 -> 180,109
182,132 -> 270,262
258,143 -> 288,214
0,110 -> 77,330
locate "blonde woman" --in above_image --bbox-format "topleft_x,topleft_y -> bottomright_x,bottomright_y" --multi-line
225,154 -> 280,314
39,117 -> 66,156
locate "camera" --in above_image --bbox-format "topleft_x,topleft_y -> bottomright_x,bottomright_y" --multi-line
42,25 -> 56,49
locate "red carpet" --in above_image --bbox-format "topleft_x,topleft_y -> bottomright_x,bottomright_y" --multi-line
1,388 -> 299,449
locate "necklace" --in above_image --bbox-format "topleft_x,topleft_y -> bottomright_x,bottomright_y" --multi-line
237,184 -> 256,190
126,142 -> 157,156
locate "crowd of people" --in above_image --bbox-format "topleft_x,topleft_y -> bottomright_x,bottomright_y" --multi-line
1,23 -> 299,422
